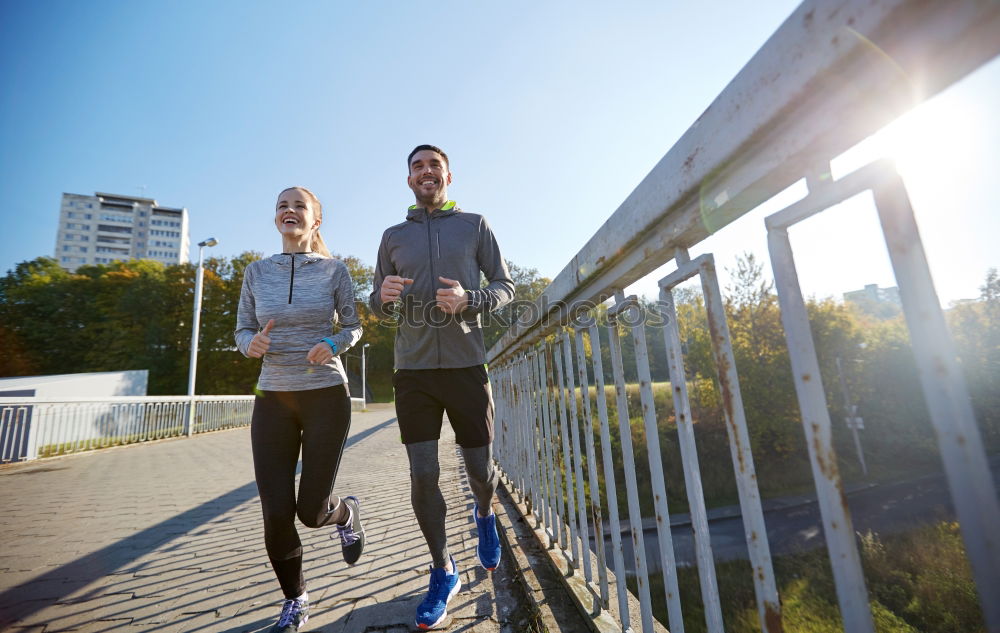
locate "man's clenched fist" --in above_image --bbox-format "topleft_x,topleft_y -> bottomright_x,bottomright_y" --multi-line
436,277 -> 468,314
380,275 -> 414,304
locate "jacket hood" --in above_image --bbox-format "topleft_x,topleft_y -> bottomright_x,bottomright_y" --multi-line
406,200 -> 459,222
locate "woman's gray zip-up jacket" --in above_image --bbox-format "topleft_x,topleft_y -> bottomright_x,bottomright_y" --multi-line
369,201 -> 514,370
235,253 -> 362,391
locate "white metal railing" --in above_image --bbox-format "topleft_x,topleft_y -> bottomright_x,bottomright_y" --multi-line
0,396 -> 254,463
487,1 -> 1000,632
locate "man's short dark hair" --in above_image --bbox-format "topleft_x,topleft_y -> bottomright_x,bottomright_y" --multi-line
408,144 -> 449,170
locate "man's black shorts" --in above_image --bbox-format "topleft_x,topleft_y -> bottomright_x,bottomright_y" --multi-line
393,365 -> 494,448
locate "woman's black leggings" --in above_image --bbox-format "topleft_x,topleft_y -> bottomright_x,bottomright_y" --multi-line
251,385 -> 352,599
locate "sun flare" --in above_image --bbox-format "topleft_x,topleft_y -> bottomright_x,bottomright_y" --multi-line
831,95 -> 981,201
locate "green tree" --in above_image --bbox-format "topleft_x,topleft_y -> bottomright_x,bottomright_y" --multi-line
724,252 -> 802,465
946,267 -> 1000,449
1,257 -> 94,377
330,252 -> 396,401
194,251 -> 264,395
81,259 -> 189,394
482,260 -> 551,351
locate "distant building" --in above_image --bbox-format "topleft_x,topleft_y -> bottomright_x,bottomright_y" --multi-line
843,283 -> 901,306
55,191 -> 190,271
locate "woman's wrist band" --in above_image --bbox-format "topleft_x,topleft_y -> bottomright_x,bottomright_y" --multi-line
321,338 -> 338,355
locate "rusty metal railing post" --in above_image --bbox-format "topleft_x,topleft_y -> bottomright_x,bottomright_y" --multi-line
562,329 -> 593,578
587,317 -> 631,627
873,167 -> 1000,632
528,350 -> 546,529
535,345 -> 558,542
574,319 -> 609,603
608,290 -> 655,632
620,295 -> 687,632
518,353 -> 540,514
698,256 -> 784,632
765,162 -> 876,633
554,336 -> 582,567
544,343 -> 569,547
512,361 -> 527,505
654,280 -> 722,633
766,158 -> 1000,632
657,249 -> 784,632
768,221 -> 875,633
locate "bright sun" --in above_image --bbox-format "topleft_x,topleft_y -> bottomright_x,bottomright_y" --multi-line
826,91 -> 986,306
830,94 -> 980,201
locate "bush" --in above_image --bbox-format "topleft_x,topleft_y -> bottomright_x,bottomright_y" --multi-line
640,521 -> 983,632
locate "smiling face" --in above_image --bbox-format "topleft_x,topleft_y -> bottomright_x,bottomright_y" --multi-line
407,149 -> 452,208
274,187 -> 320,241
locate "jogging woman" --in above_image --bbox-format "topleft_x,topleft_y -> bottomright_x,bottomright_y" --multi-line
235,186 -> 365,633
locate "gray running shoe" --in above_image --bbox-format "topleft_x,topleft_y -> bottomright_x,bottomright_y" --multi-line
335,495 -> 365,565
270,596 -> 308,633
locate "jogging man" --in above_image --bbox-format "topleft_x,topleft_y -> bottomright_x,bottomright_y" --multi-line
370,144 -> 515,630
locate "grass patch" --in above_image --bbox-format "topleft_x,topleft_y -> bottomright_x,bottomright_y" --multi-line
634,521 -> 982,632
37,426 -> 186,457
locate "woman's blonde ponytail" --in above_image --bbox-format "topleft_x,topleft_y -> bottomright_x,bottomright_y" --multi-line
311,231 -> 332,258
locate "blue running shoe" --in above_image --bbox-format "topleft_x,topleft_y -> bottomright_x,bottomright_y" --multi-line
415,556 -> 461,630
473,504 -> 501,571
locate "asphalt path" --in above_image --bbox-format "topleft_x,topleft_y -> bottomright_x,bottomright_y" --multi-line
608,454 -> 1000,571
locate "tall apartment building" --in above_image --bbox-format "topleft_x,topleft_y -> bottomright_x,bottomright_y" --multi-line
55,192 -> 190,271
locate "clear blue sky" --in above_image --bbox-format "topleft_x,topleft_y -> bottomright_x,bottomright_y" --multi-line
2,1 -> 997,306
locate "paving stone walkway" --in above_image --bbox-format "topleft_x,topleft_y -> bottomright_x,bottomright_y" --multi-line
0,404 -> 541,632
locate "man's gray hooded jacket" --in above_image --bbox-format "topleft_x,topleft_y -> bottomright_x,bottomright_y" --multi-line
370,201 -> 514,370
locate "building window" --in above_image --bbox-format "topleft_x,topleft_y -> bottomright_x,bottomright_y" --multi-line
97,224 -> 132,234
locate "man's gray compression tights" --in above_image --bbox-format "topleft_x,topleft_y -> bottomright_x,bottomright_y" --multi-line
406,440 -> 499,569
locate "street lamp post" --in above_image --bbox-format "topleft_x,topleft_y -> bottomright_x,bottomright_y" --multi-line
361,343 -> 370,411
186,237 -> 218,436
835,355 -> 868,477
